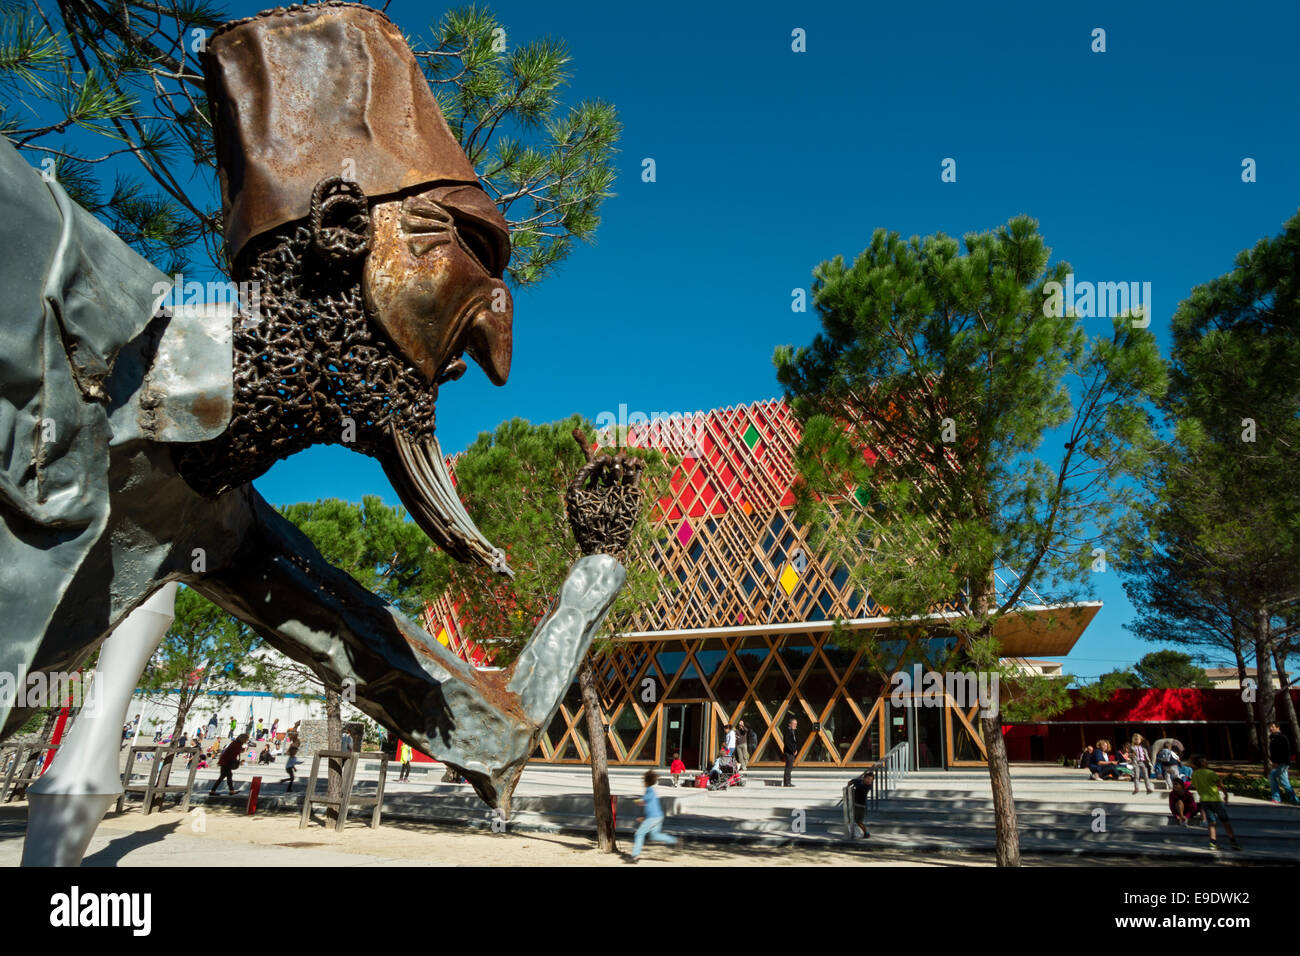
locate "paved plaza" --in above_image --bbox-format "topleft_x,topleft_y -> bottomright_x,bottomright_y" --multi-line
2,758 -> 1295,865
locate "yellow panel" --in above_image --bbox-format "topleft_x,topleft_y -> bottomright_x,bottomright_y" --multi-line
779,563 -> 799,595
436,628 -> 450,646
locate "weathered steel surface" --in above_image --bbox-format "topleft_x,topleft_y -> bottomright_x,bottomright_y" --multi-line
202,2 -> 482,266
364,188 -> 512,387
0,135 -> 170,724
137,304 -> 235,443
566,429 -> 646,559
4,3 -> 641,865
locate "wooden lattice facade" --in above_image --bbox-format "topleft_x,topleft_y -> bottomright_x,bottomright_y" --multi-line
423,398 -> 1095,771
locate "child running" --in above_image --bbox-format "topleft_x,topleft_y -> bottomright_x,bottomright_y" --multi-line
281,745 -> 302,792
629,771 -> 677,862
1189,755 -> 1240,851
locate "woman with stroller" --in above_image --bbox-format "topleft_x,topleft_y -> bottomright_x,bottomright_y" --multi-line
706,748 -> 741,789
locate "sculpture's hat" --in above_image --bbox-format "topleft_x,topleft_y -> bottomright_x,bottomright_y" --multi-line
202,2 -> 480,265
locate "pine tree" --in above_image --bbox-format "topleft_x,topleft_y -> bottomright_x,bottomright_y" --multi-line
775,215 -> 1166,866
1138,210 -> 1300,769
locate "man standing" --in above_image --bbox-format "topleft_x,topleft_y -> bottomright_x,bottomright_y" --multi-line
1267,722 -> 1300,806
736,720 -> 753,772
783,716 -> 799,787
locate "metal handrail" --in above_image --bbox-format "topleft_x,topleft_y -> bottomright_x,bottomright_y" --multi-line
843,742 -> 910,837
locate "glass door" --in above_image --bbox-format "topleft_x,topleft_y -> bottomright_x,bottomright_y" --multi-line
913,699 -> 944,769
663,702 -> 708,770
886,696 -> 945,770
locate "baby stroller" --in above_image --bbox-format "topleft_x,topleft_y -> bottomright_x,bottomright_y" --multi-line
706,752 -> 744,791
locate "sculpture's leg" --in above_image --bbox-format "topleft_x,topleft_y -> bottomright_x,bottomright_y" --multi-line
21,583 -> 177,867
192,490 -> 624,815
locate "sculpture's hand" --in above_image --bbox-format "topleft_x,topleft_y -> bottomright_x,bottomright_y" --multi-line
565,429 -> 645,557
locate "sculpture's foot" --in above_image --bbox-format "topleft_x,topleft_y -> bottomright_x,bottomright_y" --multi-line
455,757 -> 528,819
412,554 -> 625,816
22,792 -> 120,866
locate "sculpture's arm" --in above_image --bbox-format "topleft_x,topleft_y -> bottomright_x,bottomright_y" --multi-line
190,487 -> 623,810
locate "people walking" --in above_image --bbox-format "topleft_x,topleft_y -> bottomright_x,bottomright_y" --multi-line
1190,755 -> 1240,851
848,768 -> 873,839
783,716 -> 799,787
669,751 -> 685,787
281,745 -> 302,792
1267,722 -> 1300,806
628,771 -> 677,862
736,720 -> 754,772
212,734 -> 248,795
398,740 -> 413,782
1129,734 -> 1154,794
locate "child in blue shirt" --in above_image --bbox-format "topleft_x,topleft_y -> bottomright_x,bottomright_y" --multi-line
630,770 -> 678,862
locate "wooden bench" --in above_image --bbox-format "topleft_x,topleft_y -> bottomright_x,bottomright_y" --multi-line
117,745 -> 201,815
299,749 -> 389,832
1,744 -> 59,802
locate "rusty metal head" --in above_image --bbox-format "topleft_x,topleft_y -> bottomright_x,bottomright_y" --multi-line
202,2 -> 482,268
364,185 -> 512,387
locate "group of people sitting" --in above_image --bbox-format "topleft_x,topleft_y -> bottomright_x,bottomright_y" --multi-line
1077,736 -> 1244,848
1078,734 -> 1189,793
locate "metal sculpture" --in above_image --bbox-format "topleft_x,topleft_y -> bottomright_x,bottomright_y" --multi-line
0,3 -> 639,865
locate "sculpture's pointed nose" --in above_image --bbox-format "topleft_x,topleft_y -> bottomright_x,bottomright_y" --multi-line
465,281 -> 512,386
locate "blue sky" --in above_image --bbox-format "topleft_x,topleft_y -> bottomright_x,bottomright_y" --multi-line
43,0 -> 1300,676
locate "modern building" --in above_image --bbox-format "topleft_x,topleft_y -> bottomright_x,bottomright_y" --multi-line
424,398 -> 1100,771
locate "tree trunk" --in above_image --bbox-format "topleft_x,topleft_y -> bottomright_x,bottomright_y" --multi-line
1253,608 -> 1277,775
1273,647 -> 1300,754
157,688 -> 195,796
1233,643 -> 1259,757
325,686 -> 343,823
578,655 -> 617,852
970,571 -> 1019,867
980,708 -> 1020,866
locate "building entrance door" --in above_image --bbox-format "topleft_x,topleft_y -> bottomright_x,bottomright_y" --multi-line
663,702 -> 708,770
886,695 -> 945,770
913,700 -> 943,769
